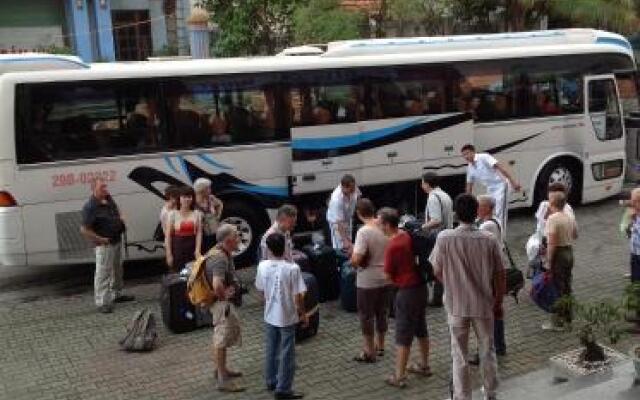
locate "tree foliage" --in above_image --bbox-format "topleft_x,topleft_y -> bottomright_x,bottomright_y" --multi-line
199,0 -> 301,56
292,0 -> 366,45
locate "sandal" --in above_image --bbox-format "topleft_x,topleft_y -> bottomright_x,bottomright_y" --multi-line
407,363 -> 433,377
377,348 -> 385,357
385,374 -> 407,388
217,380 -> 246,392
353,352 -> 376,363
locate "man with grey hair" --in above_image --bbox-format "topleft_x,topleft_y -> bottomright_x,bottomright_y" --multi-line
193,177 -> 224,253
206,223 -> 245,392
80,178 -> 133,314
260,204 -> 297,262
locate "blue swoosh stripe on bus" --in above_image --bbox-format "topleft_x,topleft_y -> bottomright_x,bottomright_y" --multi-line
196,154 -> 232,170
292,117 -> 428,150
292,113 -> 471,161
177,156 -> 192,182
164,156 -> 178,174
231,183 -> 288,197
595,37 -> 633,52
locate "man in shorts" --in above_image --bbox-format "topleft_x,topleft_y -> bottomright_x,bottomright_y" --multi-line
207,224 -> 245,392
380,208 -> 431,388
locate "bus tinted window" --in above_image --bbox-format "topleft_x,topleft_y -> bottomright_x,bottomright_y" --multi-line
16,81 -> 161,163
163,75 -> 286,147
288,69 -> 364,127
369,66 -> 447,119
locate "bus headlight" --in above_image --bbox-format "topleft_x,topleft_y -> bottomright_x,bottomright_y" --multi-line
591,159 -> 623,181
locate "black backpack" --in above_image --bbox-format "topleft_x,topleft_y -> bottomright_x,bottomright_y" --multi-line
119,309 -> 158,352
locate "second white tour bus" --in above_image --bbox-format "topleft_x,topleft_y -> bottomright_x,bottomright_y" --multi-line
0,29 -> 635,267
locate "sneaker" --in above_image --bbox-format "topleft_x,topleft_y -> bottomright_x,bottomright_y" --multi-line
114,295 -> 135,303
469,353 -> 480,366
541,322 -> 564,332
96,305 -> 113,314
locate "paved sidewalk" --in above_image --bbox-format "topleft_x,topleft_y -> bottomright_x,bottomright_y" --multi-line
0,199 -> 637,400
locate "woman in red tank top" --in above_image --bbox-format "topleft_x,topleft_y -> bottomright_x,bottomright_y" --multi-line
164,186 -> 202,272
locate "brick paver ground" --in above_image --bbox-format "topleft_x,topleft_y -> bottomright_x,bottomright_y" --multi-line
0,199 -> 637,400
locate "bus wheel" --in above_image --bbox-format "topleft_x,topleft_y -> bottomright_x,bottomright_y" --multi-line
534,158 -> 581,207
221,201 -> 268,267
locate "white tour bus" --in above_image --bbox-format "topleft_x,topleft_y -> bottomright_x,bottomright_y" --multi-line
0,29 -> 635,268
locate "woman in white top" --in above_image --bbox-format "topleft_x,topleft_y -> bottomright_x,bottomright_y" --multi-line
159,185 -> 180,237
527,182 -> 577,266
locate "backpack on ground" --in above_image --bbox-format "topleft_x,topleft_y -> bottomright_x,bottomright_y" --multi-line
187,250 -> 217,307
119,308 -> 158,352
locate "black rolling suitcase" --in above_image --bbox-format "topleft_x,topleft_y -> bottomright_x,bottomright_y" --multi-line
296,272 -> 320,342
302,244 -> 340,302
160,274 -> 212,334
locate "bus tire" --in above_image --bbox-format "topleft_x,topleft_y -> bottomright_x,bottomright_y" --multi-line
534,158 -> 582,207
221,200 -> 269,268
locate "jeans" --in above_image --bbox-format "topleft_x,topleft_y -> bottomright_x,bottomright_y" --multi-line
631,254 -> 640,282
265,324 -> 296,394
494,319 -> 506,355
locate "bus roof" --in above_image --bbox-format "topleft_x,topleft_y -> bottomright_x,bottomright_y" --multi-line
1,29 -> 633,83
0,53 -> 89,75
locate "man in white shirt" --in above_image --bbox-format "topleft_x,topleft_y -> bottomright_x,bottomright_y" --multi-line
260,204 -> 297,262
462,144 -> 521,238
420,172 -> 453,307
326,174 -> 360,254
421,172 -> 454,232
255,232 -> 308,400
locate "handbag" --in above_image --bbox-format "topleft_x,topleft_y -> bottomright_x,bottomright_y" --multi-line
530,270 -> 559,313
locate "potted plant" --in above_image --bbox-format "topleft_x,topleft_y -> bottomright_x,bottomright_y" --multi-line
622,282 -> 640,326
554,296 -> 623,363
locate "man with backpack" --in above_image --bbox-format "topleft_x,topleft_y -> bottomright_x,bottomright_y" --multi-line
259,204 -> 297,262
255,232 -> 308,400
420,172 -> 453,307
430,194 -> 506,400
206,224 -> 245,393
477,195 -> 507,357
380,208 -> 431,388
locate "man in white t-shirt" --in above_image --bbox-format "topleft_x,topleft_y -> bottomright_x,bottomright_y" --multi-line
255,232 -> 308,400
326,174 -> 360,254
421,172 -> 454,232
462,144 -> 521,238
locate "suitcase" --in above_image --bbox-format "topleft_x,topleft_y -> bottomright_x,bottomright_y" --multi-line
340,260 -> 357,313
160,273 -> 212,334
302,244 -> 340,302
296,272 -> 320,342
292,249 -> 310,272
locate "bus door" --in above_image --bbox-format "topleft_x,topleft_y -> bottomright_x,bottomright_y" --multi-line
583,75 -> 626,183
290,122 -> 362,195
614,70 -> 640,181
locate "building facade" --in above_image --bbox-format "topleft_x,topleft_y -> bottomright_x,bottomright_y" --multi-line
0,0 -> 193,62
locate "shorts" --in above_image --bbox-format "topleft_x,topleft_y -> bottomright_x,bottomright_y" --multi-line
394,284 -> 428,347
210,301 -> 242,349
356,286 -> 390,336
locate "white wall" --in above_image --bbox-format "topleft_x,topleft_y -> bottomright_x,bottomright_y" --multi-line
0,26 -> 65,50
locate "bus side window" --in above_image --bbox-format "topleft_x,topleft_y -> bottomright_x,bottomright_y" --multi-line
290,84 -> 362,127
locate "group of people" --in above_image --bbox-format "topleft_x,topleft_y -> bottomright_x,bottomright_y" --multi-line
79,142 -> 589,400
